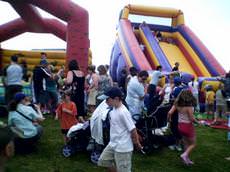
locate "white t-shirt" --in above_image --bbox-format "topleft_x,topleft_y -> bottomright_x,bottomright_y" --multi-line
6,64 -> 23,85
163,84 -> 172,103
109,104 -> 135,152
216,89 -> 226,106
125,76 -> 145,115
150,70 -> 162,85
188,81 -> 199,95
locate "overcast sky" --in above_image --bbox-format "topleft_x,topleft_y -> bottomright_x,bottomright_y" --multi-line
0,0 -> 229,71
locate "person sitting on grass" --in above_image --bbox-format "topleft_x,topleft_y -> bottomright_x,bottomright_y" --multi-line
55,90 -> 78,143
168,89 -> 199,165
0,124 -> 15,172
8,92 -> 44,154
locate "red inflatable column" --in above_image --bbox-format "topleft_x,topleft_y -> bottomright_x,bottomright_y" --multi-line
67,14 -> 89,71
0,19 -> 28,42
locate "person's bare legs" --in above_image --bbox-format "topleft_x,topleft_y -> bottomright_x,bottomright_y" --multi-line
180,137 -> 196,165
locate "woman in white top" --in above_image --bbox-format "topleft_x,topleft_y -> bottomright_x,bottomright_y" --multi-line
86,65 -> 99,113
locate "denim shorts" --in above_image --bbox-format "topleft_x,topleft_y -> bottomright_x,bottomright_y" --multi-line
98,145 -> 132,172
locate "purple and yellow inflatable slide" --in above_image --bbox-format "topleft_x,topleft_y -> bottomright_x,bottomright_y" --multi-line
110,5 -> 225,82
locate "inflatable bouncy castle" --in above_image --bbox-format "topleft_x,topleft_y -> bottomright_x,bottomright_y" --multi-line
0,0 -> 89,71
0,48 -> 92,73
110,5 -> 226,82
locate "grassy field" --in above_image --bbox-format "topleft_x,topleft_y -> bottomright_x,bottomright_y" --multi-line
2,115 -> 230,172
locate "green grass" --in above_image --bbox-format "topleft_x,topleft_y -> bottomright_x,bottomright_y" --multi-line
2,116 -> 230,172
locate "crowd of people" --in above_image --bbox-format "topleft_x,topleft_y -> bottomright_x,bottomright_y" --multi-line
1,53 -> 230,171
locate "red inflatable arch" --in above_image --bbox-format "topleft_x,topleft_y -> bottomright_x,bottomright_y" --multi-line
0,0 -> 89,71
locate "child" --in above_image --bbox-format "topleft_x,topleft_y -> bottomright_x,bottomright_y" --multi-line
55,91 -> 78,142
205,85 -> 215,119
97,87 -> 142,172
168,89 -> 198,165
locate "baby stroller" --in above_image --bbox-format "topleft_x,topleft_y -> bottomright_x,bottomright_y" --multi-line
88,108 -> 111,164
61,113 -> 111,163
62,121 -> 91,157
136,103 -> 175,154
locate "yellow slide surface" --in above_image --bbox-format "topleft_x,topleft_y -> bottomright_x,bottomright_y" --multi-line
159,42 -> 197,77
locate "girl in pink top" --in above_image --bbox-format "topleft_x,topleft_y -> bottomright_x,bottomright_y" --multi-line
168,89 -> 198,165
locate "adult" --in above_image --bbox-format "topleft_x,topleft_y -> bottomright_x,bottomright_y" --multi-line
222,71 -> 230,112
66,59 -> 85,118
149,65 -> 163,96
224,71 -> 230,96
8,92 -> 43,154
161,75 -> 174,104
2,55 -> 23,105
86,65 -> 99,113
20,59 -> 29,82
188,77 -> 199,111
104,64 -> 110,76
31,59 -> 51,113
45,64 -> 59,115
126,70 -> 149,121
125,66 -> 138,89
213,83 -> 226,125
171,77 -> 189,101
118,67 -> 128,96
97,87 -> 142,172
96,65 -> 113,105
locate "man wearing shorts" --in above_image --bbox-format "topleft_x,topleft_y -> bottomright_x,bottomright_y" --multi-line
97,87 -> 142,172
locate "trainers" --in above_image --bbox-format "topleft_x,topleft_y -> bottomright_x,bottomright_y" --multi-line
180,153 -> 189,165
153,144 -> 159,149
187,158 -> 194,165
175,145 -> 183,152
225,157 -> 230,161
168,145 -> 176,151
